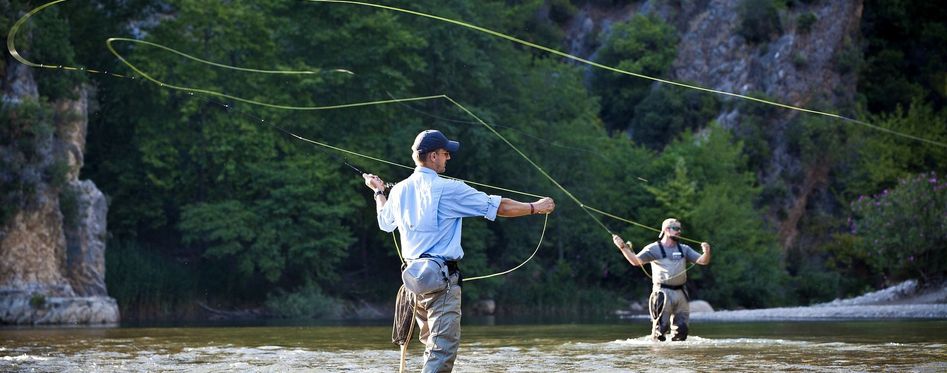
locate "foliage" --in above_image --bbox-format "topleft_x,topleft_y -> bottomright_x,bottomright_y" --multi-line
860,0 -> 947,112
590,15 -> 678,132
59,185 -> 80,228
644,157 -> 697,221
737,0 -> 783,45
846,100 -> 947,196
792,52 -> 808,69
265,282 -> 342,319
728,92 -> 780,172
654,124 -> 786,308
796,12 -> 817,34
0,98 -> 53,224
850,172 -> 947,284
834,37 -> 862,75
105,240 -> 199,320
29,293 -> 46,309
2,1 -> 84,100
179,155 -> 357,289
628,84 -> 720,149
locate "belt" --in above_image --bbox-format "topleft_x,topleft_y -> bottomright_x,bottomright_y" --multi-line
445,260 -> 459,274
659,283 -> 685,291
446,261 -> 461,287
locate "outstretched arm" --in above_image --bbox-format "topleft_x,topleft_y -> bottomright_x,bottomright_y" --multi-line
613,234 -> 645,266
497,197 -> 555,217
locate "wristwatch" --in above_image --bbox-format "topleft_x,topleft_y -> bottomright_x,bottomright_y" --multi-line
374,190 -> 384,197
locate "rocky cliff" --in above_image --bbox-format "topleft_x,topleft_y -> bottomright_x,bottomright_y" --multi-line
0,54 -> 118,324
565,0 -> 863,251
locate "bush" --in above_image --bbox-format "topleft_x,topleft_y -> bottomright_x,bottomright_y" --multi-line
737,0 -> 783,44
59,186 -> 80,228
797,12 -> 817,33
850,172 -> 947,284
30,293 -> 46,309
265,283 -> 341,319
834,38 -> 862,75
628,84 -> 720,150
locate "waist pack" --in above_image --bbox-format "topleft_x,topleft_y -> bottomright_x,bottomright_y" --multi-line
401,257 -> 450,295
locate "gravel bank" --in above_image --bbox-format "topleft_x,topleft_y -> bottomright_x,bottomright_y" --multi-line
692,280 -> 947,321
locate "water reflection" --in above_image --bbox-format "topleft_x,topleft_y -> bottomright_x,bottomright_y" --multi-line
1,321 -> 945,372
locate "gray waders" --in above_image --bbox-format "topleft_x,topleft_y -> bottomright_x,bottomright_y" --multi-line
649,241 -> 690,341
649,284 -> 690,341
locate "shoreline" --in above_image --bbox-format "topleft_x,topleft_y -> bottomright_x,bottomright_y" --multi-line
622,279 -> 947,322
690,303 -> 947,321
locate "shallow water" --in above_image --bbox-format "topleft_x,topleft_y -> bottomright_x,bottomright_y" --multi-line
1,320 -> 945,372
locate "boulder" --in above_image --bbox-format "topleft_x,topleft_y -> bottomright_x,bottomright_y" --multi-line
689,300 -> 715,313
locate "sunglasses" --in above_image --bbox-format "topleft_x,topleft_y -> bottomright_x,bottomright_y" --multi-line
668,226 -> 682,232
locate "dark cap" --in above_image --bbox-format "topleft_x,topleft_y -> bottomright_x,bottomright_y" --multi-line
412,129 -> 460,154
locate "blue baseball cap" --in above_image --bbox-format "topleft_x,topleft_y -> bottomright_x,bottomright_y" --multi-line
412,129 -> 460,154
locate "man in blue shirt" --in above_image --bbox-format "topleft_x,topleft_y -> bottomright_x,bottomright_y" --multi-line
363,129 -> 555,372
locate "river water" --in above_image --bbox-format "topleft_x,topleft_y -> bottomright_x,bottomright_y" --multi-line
2,320 -> 945,372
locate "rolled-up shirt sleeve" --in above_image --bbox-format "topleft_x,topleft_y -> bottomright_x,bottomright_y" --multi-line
377,203 -> 397,232
439,180 -> 501,221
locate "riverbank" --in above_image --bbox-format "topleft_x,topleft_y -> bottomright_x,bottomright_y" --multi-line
691,280 -> 947,321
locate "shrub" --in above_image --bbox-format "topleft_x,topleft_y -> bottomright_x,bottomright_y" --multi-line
265,283 -> 341,319
792,52 -> 808,68
797,12 -> 817,34
628,84 -> 720,150
30,293 -> 47,309
59,186 -> 80,228
833,37 -> 862,75
850,172 -> 947,284
737,0 -> 783,44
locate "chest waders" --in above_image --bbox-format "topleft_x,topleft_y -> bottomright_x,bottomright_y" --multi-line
648,241 -> 690,341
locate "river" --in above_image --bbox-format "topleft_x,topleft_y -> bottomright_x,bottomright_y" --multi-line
2,319 -> 945,372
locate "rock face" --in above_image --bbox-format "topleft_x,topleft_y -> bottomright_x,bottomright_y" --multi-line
0,55 -> 118,324
568,0 -> 863,252
664,0 -> 863,251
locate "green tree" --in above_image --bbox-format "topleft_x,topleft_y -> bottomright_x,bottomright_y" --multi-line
590,15 -> 678,132
860,0 -> 947,112
629,85 -> 720,150
657,124 -> 785,308
846,100 -> 947,196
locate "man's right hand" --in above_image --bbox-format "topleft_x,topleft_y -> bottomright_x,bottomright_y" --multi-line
362,173 -> 385,192
612,234 -> 629,250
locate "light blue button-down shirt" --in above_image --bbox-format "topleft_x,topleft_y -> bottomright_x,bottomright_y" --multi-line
377,167 -> 501,260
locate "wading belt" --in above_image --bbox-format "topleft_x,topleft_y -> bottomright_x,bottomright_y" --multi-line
446,260 -> 462,287
658,283 -> 689,300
